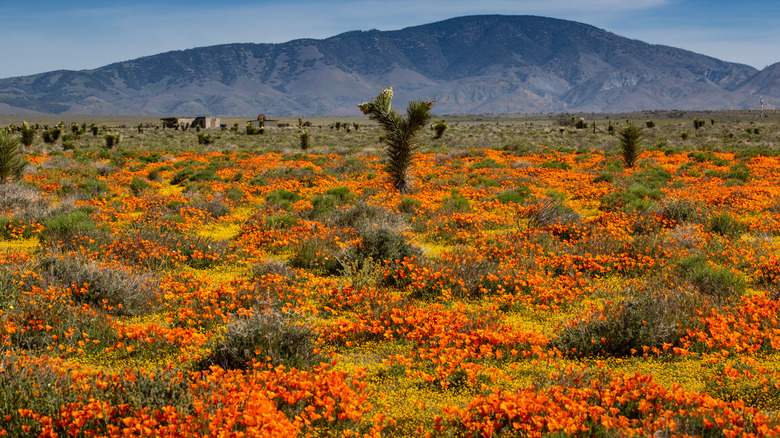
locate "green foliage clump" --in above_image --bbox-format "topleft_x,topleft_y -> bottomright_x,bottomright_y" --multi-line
40,254 -> 158,316
40,207 -> 99,243
675,254 -> 746,301
469,158 -> 505,170
399,196 -> 422,213
687,151 -> 728,166
128,176 -> 151,195
707,212 -> 745,236
496,187 -> 531,204
358,87 -> 434,193
554,287 -> 704,357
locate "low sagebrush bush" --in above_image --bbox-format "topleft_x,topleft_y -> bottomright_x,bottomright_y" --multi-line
39,254 -> 159,316
196,310 -> 322,371
334,202 -> 406,232
554,284 -> 706,357
289,237 -> 346,275
659,198 -> 707,225
40,206 -> 99,243
352,227 -> 421,265
128,176 -> 151,195
525,198 -> 581,229
707,212 -> 745,236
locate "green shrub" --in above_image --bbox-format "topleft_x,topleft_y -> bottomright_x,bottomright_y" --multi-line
310,194 -> 340,217
196,310 -> 322,371
289,237 -> 345,275
352,227 -> 421,265
171,168 -> 193,185
554,286 -> 704,357
525,198 -> 580,228
266,188 -> 301,210
687,151 -> 728,166
129,176 -> 151,195
399,197 -> 422,213
539,160 -> 571,170
40,208 -> 98,242
264,214 -> 299,229
708,212 -> 745,236
470,158 -> 506,170
77,178 -> 108,197
660,199 -> 706,225
592,172 -> 614,183
496,187 -> 531,204
41,128 -> 62,144
61,133 -> 76,150
441,189 -> 471,213
675,254 -> 746,301
39,254 -> 158,316
724,163 -> 751,182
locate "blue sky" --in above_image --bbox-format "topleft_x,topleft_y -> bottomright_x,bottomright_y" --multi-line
1,0 -> 778,79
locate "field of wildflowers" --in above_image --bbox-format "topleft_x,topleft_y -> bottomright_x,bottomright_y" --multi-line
2,114 -> 780,437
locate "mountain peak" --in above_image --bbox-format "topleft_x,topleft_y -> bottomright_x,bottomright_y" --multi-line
0,15 -> 771,115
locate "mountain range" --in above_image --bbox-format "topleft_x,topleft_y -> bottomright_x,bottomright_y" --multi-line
0,15 -> 777,116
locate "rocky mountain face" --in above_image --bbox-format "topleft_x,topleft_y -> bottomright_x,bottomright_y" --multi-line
0,15 -> 773,116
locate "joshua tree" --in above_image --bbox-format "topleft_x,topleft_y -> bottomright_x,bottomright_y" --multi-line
619,123 -> 643,168
0,130 -> 28,183
358,87 -> 434,193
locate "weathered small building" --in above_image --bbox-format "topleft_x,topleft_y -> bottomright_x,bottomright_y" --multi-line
248,114 -> 280,128
161,116 -> 221,129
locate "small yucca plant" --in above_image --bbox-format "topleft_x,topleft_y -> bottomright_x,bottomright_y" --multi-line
19,121 -> 35,147
0,130 -> 28,183
358,87 -> 434,193
104,132 -> 122,148
433,119 -> 448,139
619,123 -> 642,168
300,131 -> 310,150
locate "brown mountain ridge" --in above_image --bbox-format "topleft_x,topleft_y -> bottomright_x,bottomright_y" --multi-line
0,15 -> 775,116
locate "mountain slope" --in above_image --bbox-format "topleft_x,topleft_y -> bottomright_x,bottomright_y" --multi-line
0,15 -> 771,116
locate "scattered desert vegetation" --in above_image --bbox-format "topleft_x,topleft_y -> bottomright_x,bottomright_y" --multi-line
2,108 -> 780,437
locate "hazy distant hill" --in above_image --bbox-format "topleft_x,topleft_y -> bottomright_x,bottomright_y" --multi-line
0,15 -> 774,116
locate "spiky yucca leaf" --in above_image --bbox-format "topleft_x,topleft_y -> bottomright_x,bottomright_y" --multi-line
0,130 -> 28,183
